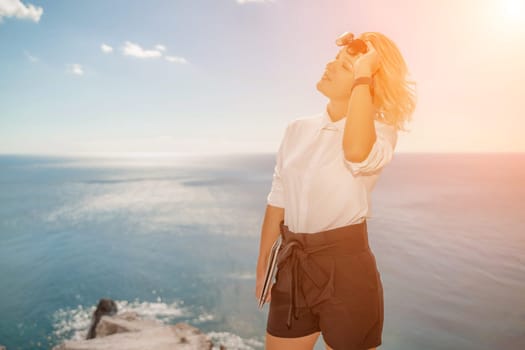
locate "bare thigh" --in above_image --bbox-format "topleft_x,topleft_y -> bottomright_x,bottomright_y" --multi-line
265,331 -> 321,350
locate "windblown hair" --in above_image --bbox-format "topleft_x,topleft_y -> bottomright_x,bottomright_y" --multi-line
359,32 -> 417,132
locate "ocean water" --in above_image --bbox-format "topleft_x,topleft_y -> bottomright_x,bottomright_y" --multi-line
0,153 -> 523,350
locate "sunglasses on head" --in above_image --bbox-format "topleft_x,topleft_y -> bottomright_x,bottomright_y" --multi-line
346,38 -> 368,56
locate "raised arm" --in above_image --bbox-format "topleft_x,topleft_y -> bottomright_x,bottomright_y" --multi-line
341,43 -> 398,177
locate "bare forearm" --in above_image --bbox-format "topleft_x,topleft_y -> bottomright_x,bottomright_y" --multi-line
342,70 -> 376,162
256,204 -> 284,278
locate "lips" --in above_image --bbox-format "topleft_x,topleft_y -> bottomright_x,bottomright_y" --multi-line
322,72 -> 331,81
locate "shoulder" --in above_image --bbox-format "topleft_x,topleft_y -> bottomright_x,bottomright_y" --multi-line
285,112 -> 323,135
373,118 -> 398,147
374,111 -> 399,132
374,118 -> 396,132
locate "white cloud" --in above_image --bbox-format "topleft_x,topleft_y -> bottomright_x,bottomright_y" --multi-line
24,50 -> 38,62
67,63 -> 84,76
114,40 -> 188,64
0,0 -> 43,22
236,0 -> 275,4
122,41 -> 162,58
100,43 -> 113,53
164,55 -> 188,64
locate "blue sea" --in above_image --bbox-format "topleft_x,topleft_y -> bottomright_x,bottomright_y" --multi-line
0,153 -> 524,350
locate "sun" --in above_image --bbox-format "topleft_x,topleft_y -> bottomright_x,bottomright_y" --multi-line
501,0 -> 524,25
485,0 -> 525,36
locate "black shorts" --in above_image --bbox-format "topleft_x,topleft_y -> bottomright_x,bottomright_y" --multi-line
266,219 -> 384,350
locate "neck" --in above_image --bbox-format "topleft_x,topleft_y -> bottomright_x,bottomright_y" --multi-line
326,99 -> 349,123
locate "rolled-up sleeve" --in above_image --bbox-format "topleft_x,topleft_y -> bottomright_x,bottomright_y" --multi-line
343,120 -> 398,176
266,122 -> 291,208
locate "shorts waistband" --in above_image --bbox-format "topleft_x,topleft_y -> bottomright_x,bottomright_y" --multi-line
279,219 -> 369,254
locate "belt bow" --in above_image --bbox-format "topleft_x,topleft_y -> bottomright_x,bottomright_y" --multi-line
276,238 -> 341,329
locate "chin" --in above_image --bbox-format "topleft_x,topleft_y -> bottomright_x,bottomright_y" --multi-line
316,79 -> 333,98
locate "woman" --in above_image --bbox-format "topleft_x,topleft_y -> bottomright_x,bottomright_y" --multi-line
256,31 -> 417,350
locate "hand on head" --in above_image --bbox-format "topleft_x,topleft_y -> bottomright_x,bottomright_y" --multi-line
334,32 -> 380,76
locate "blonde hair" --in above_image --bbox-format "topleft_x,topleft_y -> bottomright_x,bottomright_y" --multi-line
358,32 -> 417,132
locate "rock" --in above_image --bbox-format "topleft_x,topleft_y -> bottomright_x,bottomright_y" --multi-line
0,345 -> 6,350
94,311 -> 162,337
86,298 -> 118,339
52,298 -> 213,350
52,323 -> 213,350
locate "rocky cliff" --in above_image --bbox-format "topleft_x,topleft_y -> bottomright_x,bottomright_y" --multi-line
50,298 -> 217,350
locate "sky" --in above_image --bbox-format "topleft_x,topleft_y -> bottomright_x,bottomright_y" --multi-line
1,0 -> 524,156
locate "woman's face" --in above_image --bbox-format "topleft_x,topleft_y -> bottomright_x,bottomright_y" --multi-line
316,46 -> 363,100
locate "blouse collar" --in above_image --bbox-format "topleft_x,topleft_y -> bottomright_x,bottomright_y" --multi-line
318,106 -> 347,131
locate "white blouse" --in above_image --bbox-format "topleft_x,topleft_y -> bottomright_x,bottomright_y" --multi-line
266,107 -> 398,234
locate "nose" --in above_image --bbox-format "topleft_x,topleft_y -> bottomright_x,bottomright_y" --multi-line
325,59 -> 337,72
